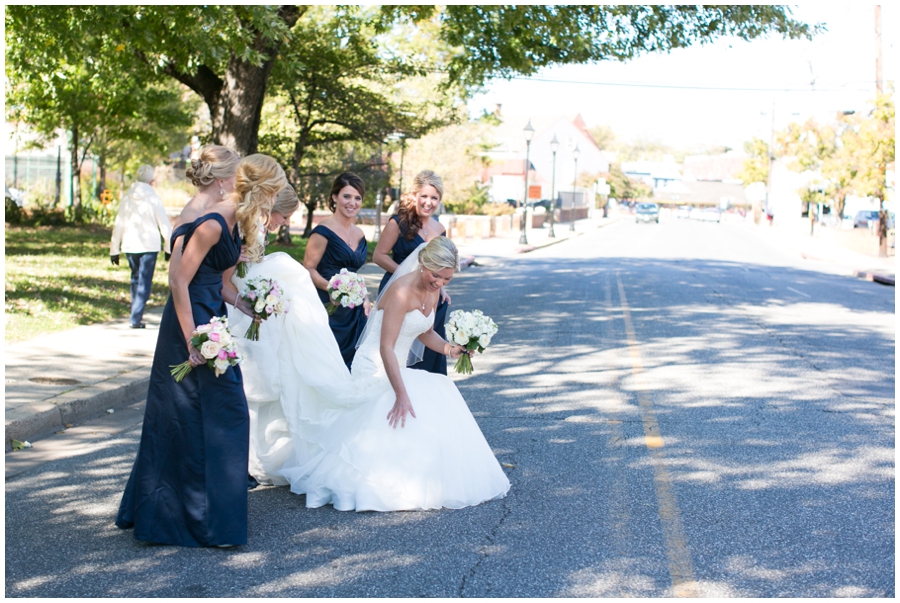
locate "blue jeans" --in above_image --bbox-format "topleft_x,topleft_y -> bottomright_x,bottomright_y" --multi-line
126,252 -> 157,326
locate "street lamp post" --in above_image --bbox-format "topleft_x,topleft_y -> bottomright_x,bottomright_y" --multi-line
520,120 -> 535,245
570,144 -> 580,231
548,135 -> 559,238
374,189 -> 383,242
398,135 -> 407,196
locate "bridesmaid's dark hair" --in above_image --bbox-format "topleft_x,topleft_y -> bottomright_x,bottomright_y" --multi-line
398,170 -> 444,241
328,172 -> 365,212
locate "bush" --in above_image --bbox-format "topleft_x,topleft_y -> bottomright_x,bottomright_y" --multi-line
5,197 -> 22,224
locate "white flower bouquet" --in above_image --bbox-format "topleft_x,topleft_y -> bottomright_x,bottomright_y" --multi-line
240,276 -> 289,340
325,268 -> 367,316
445,309 -> 498,374
170,316 -> 242,382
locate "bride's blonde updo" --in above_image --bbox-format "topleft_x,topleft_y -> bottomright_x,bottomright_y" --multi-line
231,154 -> 287,263
186,145 -> 241,189
418,236 -> 459,272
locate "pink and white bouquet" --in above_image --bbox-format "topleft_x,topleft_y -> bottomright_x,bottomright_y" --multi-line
170,316 -> 242,382
445,309 -> 498,375
240,276 -> 289,341
325,269 -> 367,316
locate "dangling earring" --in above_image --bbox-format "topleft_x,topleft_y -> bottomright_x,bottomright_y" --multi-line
219,188 -> 225,197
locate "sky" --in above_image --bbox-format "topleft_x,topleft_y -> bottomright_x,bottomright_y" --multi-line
467,3 -> 896,153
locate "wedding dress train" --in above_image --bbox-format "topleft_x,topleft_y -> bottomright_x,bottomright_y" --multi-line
229,252 -> 510,511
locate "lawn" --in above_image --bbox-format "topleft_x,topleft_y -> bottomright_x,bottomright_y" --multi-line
5,224 -> 376,344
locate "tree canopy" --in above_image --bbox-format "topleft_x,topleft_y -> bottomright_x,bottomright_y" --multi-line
8,5 -> 819,159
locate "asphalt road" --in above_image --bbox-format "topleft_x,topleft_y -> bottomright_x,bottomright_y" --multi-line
6,219 -> 894,597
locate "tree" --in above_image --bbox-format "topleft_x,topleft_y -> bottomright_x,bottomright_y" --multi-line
401,115 -> 498,215
9,6 -> 818,159
258,6 -> 452,238
5,14 -> 194,221
736,138 -> 771,186
846,92 -> 895,254
383,5 -> 818,89
6,5 -> 302,158
607,164 -> 651,202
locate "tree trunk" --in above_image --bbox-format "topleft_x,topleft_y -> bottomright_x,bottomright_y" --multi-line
96,151 -> 107,200
303,200 -> 316,237
70,126 -> 82,221
275,224 -> 292,245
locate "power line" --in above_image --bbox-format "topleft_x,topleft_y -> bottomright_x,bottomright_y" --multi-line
508,75 -> 877,93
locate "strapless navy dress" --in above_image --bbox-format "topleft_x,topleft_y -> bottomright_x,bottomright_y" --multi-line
312,224 -> 368,369
377,215 -> 448,375
116,213 -> 249,547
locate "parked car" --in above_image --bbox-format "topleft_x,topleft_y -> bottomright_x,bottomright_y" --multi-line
676,205 -> 692,219
635,202 -> 660,223
693,207 -> 721,223
852,210 -> 895,229
853,210 -> 880,228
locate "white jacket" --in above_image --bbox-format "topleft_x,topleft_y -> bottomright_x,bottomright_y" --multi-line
110,182 -> 173,255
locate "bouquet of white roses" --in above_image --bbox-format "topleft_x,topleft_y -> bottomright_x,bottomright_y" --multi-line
170,316 -> 242,382
445,309 -> 498,374
325,268 -> 367,316
240,276 -> 289,341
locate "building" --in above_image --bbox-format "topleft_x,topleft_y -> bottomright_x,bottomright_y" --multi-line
482,112 -> 609,206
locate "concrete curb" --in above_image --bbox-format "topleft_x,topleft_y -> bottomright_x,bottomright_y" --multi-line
5,367 -> 151,451
853,270 -> 896,286
519,217 -> 620,254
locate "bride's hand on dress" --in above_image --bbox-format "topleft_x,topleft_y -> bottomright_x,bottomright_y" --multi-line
386,393 -> 416,428
363,297 -> 371,317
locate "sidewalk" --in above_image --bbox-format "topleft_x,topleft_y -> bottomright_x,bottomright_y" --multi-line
5,215 -> 616,452
742,221 -> 895,285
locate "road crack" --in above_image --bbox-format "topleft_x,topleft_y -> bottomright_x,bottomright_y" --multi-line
457,474 -> 513,597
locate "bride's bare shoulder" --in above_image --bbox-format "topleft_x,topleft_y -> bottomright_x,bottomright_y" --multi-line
379,273 -> 417,310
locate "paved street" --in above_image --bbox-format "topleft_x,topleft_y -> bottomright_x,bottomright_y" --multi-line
5,218 -> 894,597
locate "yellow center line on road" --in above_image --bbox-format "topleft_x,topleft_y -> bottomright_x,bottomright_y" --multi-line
615,272 -> 699,598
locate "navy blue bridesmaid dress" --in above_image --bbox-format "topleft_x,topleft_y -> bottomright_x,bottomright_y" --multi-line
116,213 -> 250,548
312,224 -> 368,369
377,215 -> 449,375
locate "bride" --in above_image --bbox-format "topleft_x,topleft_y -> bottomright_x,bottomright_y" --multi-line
229,236 -> 510,511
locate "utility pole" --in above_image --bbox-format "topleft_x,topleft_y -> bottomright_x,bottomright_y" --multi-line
875,5 -> 888,255
764,99 -> 775,226
875,5 -> 883,93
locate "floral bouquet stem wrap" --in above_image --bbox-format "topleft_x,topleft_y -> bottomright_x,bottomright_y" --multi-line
326,268 -> 367,316
240,276 -> 289,341
170,316 -> 242,382
446,309 -> 498,375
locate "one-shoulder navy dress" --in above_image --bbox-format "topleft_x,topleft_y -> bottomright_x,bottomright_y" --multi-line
312,224 -> 368,369
116,213 -> 250,547
377,215 -> 448,375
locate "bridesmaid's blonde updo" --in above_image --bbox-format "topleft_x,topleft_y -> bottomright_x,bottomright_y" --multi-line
418,236 -> 459,272
186,145 -> 240,190
231,154 -> 287,263
272,183 -> 300,217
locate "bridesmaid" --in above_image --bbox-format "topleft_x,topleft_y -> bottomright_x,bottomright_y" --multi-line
373,169 -> 450,375
303,172 -> 370,369
116,154 -> 286,548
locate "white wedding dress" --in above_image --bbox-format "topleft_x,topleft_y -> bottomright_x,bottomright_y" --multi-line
229,251 -> 510,511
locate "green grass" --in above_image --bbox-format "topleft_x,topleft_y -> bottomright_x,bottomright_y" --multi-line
4,225 -> 377,344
